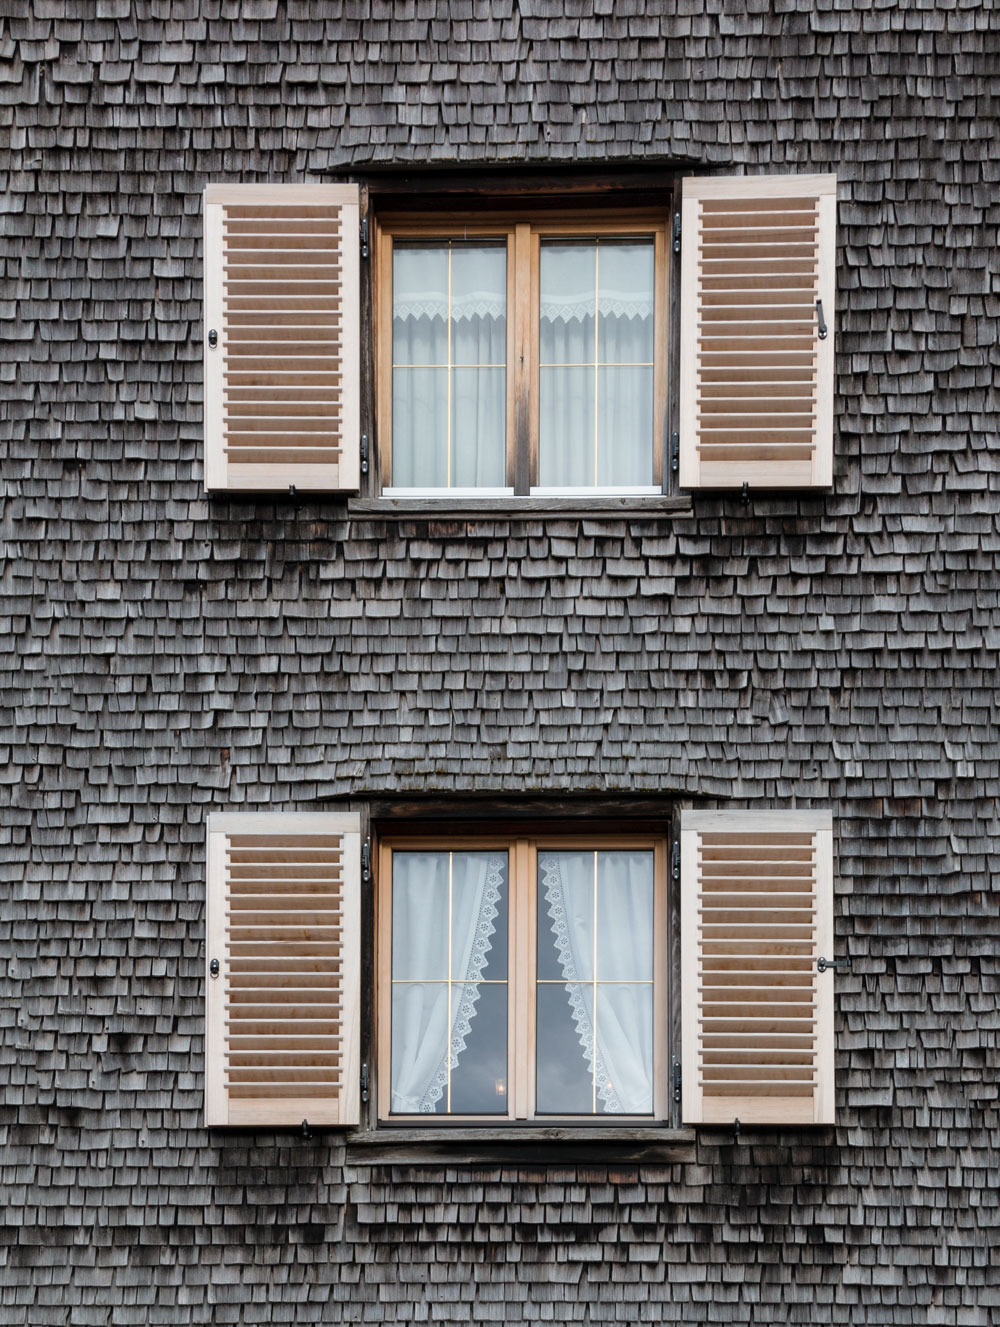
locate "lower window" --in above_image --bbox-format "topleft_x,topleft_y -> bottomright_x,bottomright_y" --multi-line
377,834 -> 669,1121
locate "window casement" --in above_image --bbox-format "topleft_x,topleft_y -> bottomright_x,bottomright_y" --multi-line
376,834 -> 670,1122
203,808 -> 837,1132
374,216 -> 670,498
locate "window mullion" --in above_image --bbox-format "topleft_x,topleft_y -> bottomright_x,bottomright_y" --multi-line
511,223 -> 533,495
511,836 -> 534,1119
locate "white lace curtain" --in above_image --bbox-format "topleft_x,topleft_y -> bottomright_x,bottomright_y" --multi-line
390,851 -> 505,1114
539,850 -> 654,1114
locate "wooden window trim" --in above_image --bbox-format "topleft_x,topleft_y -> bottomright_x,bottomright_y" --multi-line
375,832 -> 670,1125
373,210 -> 672,498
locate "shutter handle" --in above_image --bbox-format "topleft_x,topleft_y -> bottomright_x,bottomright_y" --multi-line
816,300 -> 828,340
207,329 -> 218,349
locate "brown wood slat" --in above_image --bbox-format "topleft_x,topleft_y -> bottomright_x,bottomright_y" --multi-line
223,833 -> 345,1106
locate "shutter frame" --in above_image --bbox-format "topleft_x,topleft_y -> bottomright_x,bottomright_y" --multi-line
205,811 -> 362,1128
681,809 -> 835,1126
203,183 -> 361,494
679,173 -> 837,491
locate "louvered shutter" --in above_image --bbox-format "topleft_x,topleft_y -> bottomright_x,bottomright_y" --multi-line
679,174 -> 836,490
681,809 -> 835,1126
203,184 -> 360,493
205,813 -> 361,1127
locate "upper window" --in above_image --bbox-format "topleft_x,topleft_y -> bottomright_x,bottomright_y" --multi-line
376,217 -> 669,496
377,834 -> 669,1120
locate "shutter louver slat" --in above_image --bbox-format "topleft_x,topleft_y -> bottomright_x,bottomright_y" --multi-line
679,174 -> 837,490
205,813 -> 361,1127
204,184 -> 360,493
681,810 -> 835,1126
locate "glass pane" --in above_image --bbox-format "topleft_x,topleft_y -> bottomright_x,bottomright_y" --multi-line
538,366 -> 594,488
393,244 -> 448,365
537,850 -> 594,981
391,981 -> 447,1113
452,367 -> 506,487
392,366 -> 448,488
597,366 -> 653,487
536,982 -> 594,1114
597,241 -> 654,364
540,241 -> 595,365
392,851 -> 449,980
596,983 -> 653,1114
448,851 -> 508,980
595,850 -> 654,981
448,982 -> 508,1115
451,243 -> 506,365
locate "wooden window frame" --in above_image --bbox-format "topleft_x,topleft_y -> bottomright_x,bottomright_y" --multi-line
375,832 -> 670,1124
374,211 -> 671,497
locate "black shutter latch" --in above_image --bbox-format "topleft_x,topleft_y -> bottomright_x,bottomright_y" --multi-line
671,840 -> 680,883
672,211 -> 681,254
360,217 -> 369,260
816,299 -> 828,340
360,434 -> 369,476
361,839 -> 371,884
672,1059 -> 682,1104
816,955 -> 850,972
361,1063 -> 370,1104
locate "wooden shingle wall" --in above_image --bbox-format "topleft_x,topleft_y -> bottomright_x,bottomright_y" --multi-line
2,2 -> 999,1324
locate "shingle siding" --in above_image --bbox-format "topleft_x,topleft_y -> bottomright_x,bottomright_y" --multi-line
2,2 -> 999,1323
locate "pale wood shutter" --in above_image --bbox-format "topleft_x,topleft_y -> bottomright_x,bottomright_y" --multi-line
681,809 -> 835,1126
205,812 -> 361,1127
679,174 -> 837,490
203,184 -> 360,493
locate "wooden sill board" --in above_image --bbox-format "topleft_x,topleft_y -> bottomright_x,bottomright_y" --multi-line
349,495 -> 694,518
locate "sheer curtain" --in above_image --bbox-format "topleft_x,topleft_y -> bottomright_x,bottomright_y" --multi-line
537,240 -> 654,489
390,851 -> 506,1113
539,850 -> 654,1114
391,243 -> 507,489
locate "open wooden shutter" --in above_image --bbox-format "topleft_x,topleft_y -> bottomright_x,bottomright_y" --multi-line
681,809 -> 834,1126
203,184 -> 360,493
205,812 -> 361,1127
679,174 -> 836,490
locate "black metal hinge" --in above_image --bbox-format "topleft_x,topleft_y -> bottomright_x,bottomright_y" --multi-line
360,217 -> 369,260
672,1059 -> 682,1104
670,430 -> 679,475
360,1063 -> 370,1104
360,433 -> 369,476
671,839 -> 680,883
672,211 -> 681,254
361,839 -> 371,884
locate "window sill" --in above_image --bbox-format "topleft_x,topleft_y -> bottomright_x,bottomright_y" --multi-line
344,1126 -> 697,1165
348,495 -> 693,520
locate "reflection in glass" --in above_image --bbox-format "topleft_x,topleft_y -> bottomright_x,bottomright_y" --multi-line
392,242 -> 507,488
390,850 -> 508,1114
538,239 -> 655,488
536,849 -> 654,1114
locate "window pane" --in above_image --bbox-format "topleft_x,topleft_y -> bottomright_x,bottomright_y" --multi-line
392,241 -> 506,489
536,848 -> 655,1116
538,237 -> 655,488
536,982 -> 653,1115
390,850 -> 508,1114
